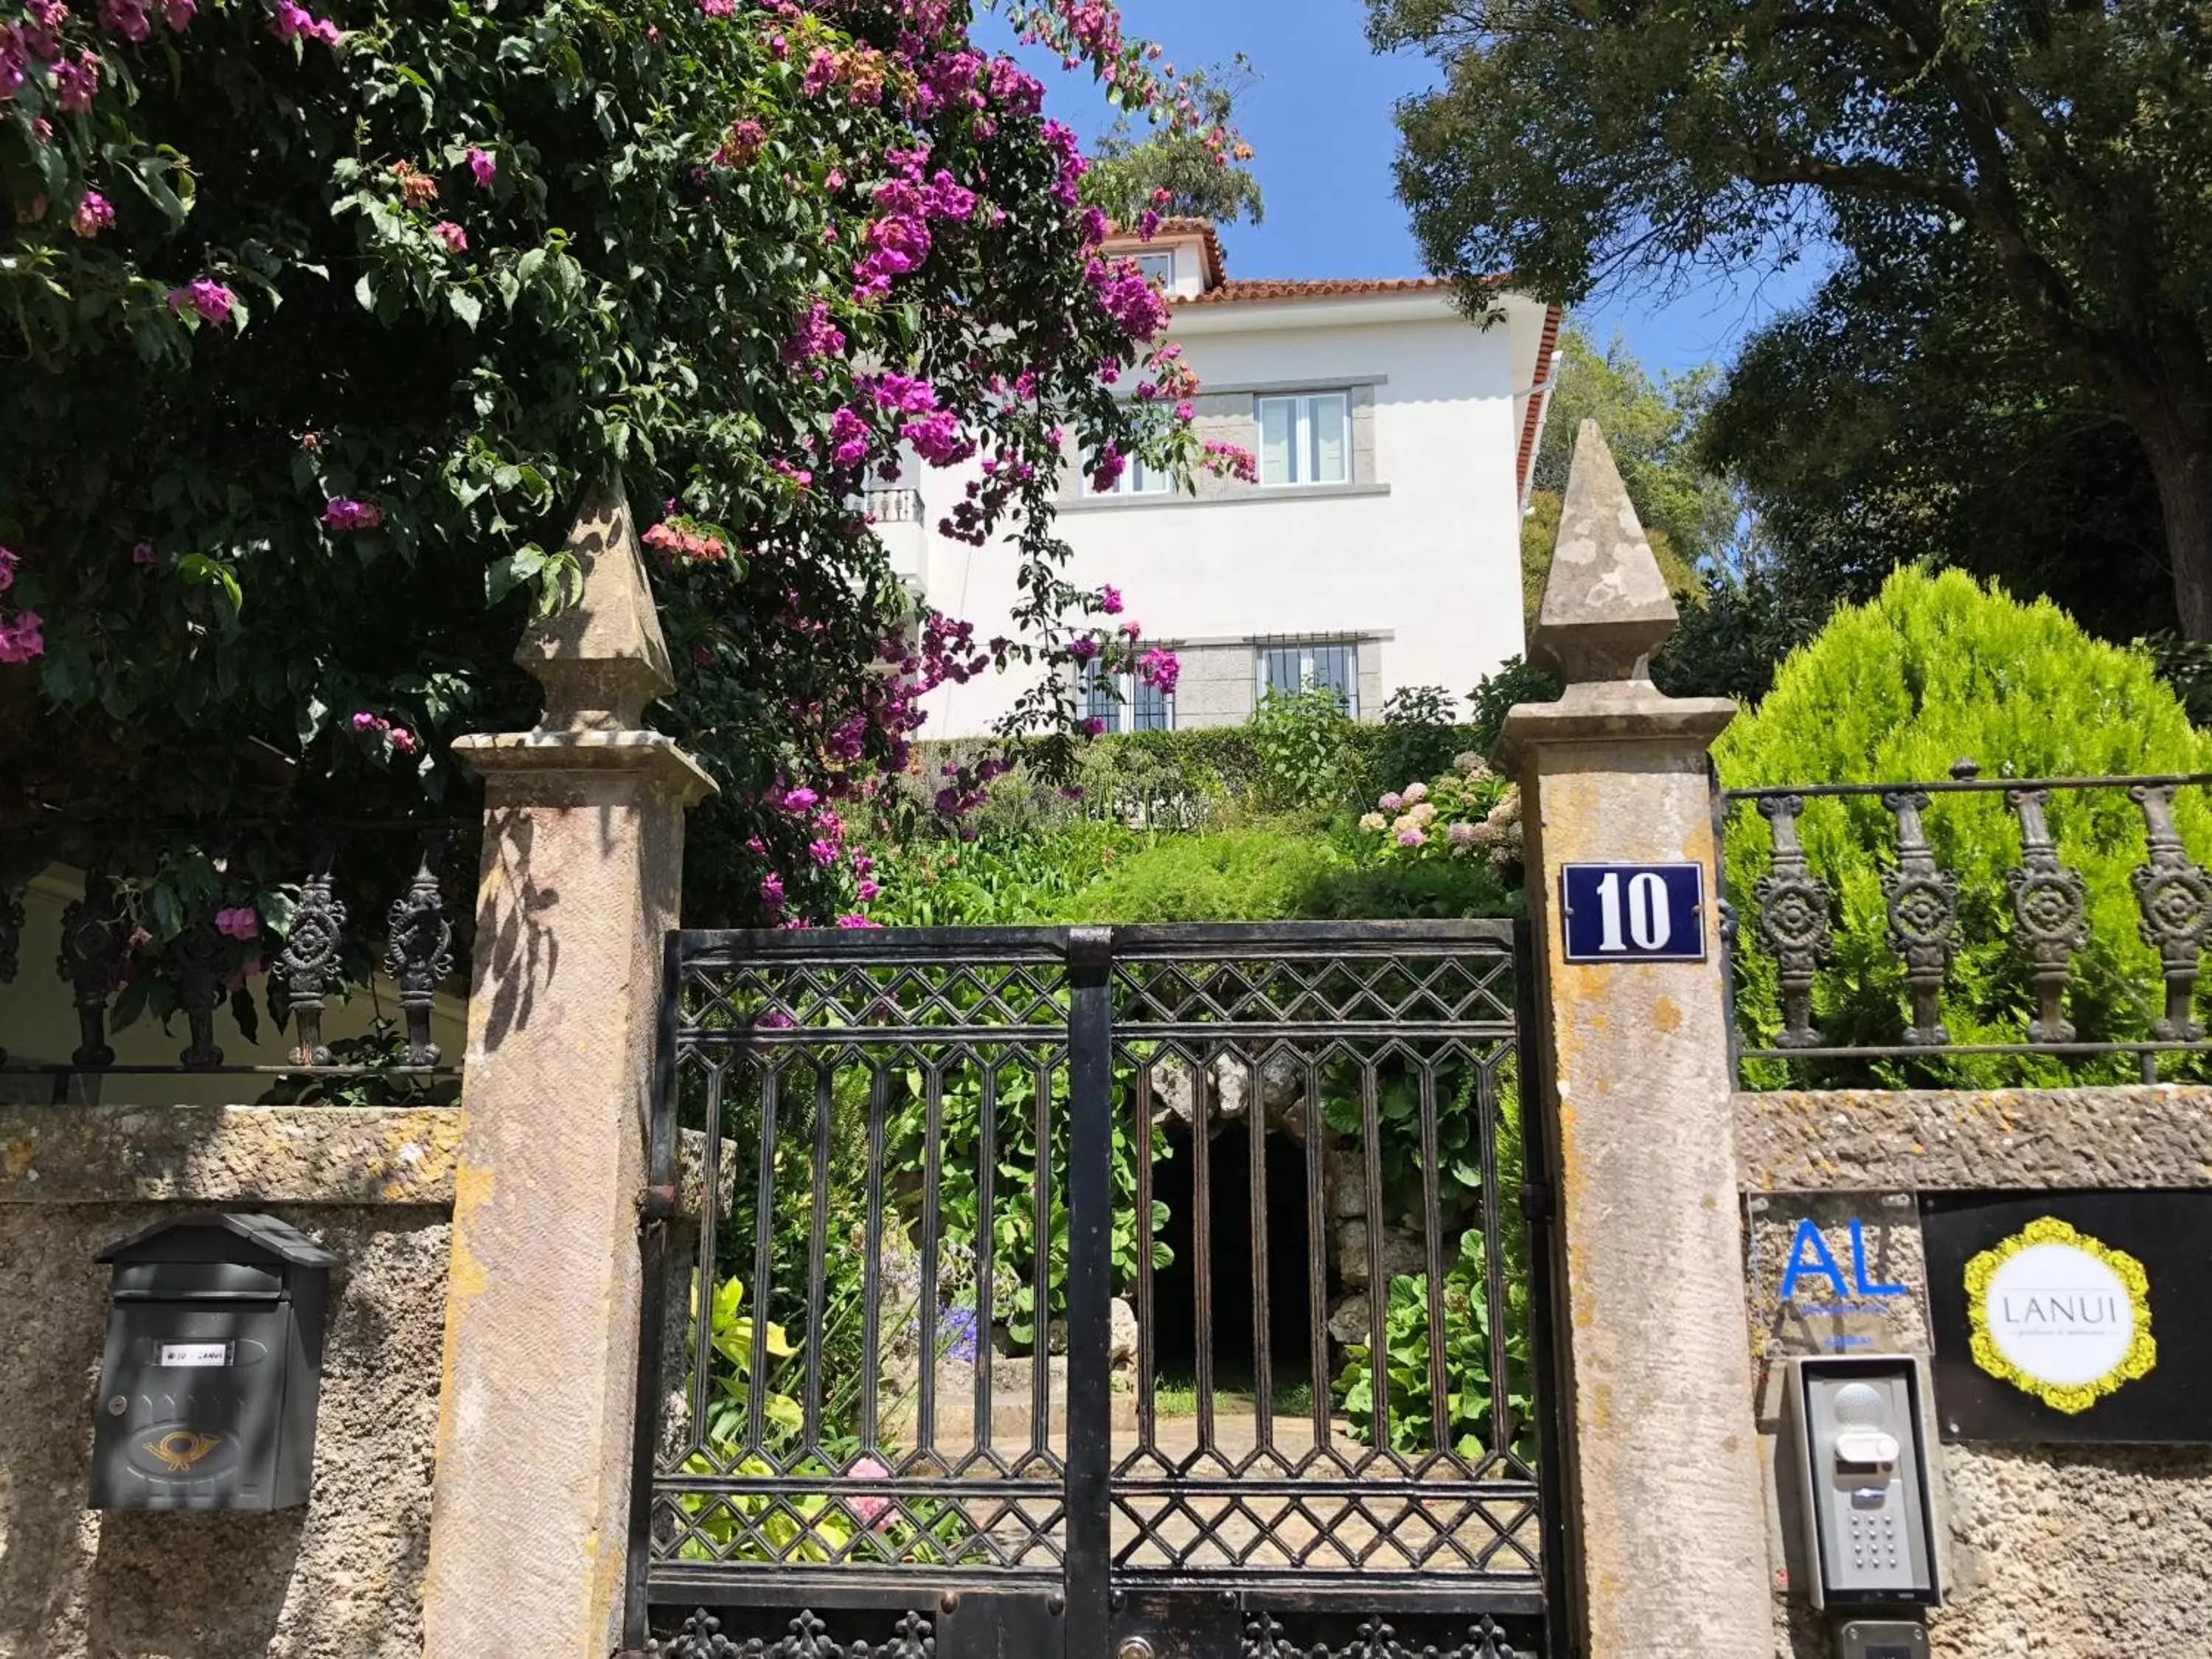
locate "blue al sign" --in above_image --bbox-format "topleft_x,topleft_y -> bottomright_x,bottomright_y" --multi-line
1559,862 -> 1708,964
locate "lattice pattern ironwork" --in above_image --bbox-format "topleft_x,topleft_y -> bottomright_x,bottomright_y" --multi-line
630,920 -> 1554,1655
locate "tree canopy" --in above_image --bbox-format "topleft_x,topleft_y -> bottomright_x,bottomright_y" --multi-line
1374,0 -> 2212,637
1082,57 -> 1262,227
0,0 -> 1245,984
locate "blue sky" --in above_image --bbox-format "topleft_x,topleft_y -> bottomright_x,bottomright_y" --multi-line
1008,0 -> 1827,378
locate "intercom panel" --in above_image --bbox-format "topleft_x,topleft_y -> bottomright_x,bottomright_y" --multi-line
1785,1355 -> 1941,1610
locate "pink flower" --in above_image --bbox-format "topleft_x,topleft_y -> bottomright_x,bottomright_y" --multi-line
132,540 -> 154,566
71,190 -> 113,237
0,611 -> 42,665
1137,209 -> 1161,242
214,905 -> 258,942
1397,828 -> 1426,848
856,878 -> 882,902
52,52 -> 100,114
167,279 -> 238,325
1377,793 -> 1403,812
350,711 -> 387,733
431,220 -> 467,253
389,727 -> 420,755
835,914 -> 883,930
1066,635 -> 1099,662
466,147 -> 496,187
270,0 -> 341,46
808,839 -> 839,868
1080,717 -> 1107,737
759,872 -> 786,909
99,0 -> 150,41
783,787 -> 820,811
321,498 -> 383,532
1138,647 -> 1180,696
1099,584 -> 1123,615
0,546 -> 15,593
1448,821 -> 1479,848
161,0 -> 195,27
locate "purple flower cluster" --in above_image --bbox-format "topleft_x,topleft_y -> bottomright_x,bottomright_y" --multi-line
167,278 -> 237,324
321,498 -> 383,532
270,0 -> 341,46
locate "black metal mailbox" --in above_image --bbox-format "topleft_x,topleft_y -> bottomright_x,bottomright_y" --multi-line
90,1213 -> 338,1512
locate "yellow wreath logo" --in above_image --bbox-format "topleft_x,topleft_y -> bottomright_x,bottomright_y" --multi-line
1965,1217 -> 2156,1414
142,1430 -> 223,1473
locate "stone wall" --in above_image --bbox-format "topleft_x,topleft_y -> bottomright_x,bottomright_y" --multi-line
0,1105 -> 459,1659
1736,1087 -> 2212,1659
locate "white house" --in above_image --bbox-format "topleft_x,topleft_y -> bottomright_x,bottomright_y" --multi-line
883,220 -> 1560,737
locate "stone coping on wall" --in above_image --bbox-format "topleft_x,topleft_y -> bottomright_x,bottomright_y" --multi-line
1736,1085 -> 2212,1192
0,1104 -> 464,1206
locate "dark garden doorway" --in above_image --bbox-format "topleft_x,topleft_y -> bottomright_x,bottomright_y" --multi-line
1150,1118 -> 1318,1405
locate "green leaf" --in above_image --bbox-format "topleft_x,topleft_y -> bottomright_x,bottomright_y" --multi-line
485,546 -> 546,604
449,288 -> 482,330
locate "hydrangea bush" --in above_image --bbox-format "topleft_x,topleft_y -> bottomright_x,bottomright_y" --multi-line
0,0 -> 1248,959
1356,754 -> 1521,880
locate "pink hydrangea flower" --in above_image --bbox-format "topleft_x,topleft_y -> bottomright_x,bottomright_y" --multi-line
1377,793 -> 1404,812
1397,828 -> 1426,848
466,147 -> 496,187
71,190 -> 113,237
431,220 -> 467,253
1403,782 -> 1430,804
214,905 -> 259,941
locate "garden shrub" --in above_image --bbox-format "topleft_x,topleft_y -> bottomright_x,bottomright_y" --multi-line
1719,568 -> 2212,1087
1053,826 -> 1350,923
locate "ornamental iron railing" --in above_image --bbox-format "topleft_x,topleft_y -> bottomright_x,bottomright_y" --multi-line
0,822 -> 467,1099
626,920 -> 1560,1659
1718,762 -> 2212,1081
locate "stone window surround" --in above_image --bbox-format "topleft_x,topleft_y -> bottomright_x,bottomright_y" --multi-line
1060,378 -> 1385,512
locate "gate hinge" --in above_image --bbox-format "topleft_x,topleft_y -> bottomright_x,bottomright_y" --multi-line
640,1181 -> 679,1222
1519,1180 -> 1554,1223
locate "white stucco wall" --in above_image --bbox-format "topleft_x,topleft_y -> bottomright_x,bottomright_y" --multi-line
912,291 -> 1540,738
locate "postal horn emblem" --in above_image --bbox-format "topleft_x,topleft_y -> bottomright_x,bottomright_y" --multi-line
144,1430 -> 223,1473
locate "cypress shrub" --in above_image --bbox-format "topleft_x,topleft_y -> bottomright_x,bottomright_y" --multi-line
1718,568 -> 2212,1088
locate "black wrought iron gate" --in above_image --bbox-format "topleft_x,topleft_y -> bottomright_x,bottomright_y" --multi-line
624,920 -> 1564,1659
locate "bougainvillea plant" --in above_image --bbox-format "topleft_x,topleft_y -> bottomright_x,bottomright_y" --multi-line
0,0 -> 1249,971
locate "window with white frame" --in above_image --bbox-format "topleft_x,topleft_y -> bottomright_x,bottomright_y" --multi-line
1081,449 -> 1172,498
1081,660 -> 1174,731
1255,392 -> 1351,487
1133,251 -> 1175,288
1256,638 -> 1359,717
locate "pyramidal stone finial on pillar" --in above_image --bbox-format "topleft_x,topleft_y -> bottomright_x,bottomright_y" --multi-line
1528,420 -> 1680,685
514,474 -> 675,731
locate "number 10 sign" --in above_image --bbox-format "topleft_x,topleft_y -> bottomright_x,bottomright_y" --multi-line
1559,862 -> 1708,964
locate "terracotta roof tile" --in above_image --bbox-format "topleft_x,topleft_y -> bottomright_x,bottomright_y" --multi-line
1175,276 -> 1461,306
1102,216 -> 1226,286
1517,305 -> 1564,504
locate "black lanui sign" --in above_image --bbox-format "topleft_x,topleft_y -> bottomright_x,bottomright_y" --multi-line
1921,1191 -> 2212,1444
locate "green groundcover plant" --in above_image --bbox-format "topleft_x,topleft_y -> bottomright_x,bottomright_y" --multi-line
1719,568 -> 2212,1088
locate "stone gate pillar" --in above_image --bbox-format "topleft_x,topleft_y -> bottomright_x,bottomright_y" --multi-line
1500,423 -> 1769,1658
422,482 -> 714,1659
